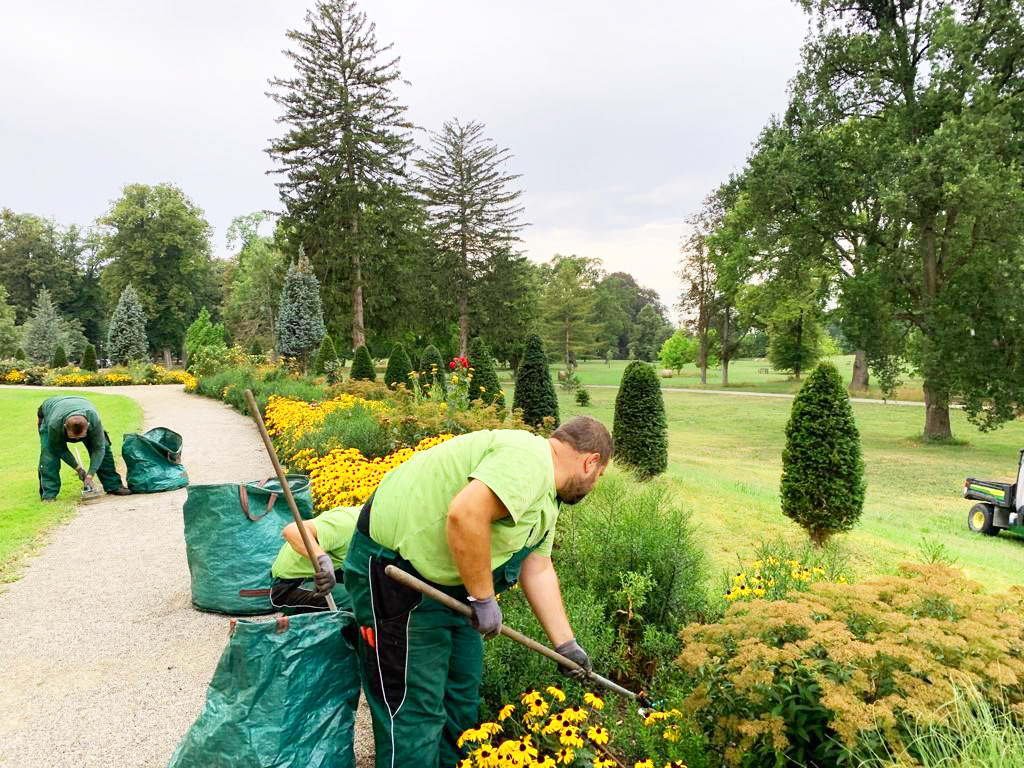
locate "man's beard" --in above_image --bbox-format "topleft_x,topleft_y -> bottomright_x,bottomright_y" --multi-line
557,477 -> 588,505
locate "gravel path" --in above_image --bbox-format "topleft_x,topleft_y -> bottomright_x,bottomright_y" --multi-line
0,385 -> 372,768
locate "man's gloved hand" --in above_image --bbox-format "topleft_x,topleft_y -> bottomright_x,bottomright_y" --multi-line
468,595 -> 502,637
313,554 -> 337,596
76,466 -> 88,482
555,639 -> 592,680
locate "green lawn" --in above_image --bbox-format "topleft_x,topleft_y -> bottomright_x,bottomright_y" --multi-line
497,356 -> 927,402
0,389 -> 142,581
504,383 -> 1024,592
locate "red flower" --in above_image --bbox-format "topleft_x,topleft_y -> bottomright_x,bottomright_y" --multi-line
449,360 -> 456,369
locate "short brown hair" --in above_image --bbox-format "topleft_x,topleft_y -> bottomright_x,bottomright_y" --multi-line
551,416 -> 614,465
65,415 -> 88,439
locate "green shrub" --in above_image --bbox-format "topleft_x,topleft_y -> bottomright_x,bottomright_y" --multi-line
512,334 -> 558,429
350,345 -> 376,381
249,339 -> 263,356
294,405 -> 392,459
313,333 -> 337,375
613,361 -> 667,479
383,343 -> 413,390
82,343 -> 97,372
14,347 -> 25,361
419,344 -> 446,395
676,563 -> 1024,768
468,337 -> 505,409
574,386 -> 591,406
781,361 -> 865,546
184,308 -> 226,361
50,345 -> 67,368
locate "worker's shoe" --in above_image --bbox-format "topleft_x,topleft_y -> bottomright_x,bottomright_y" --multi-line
109,486 -> 132,496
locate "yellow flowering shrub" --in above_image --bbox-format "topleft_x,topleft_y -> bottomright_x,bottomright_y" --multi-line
264,394 -> 390,457
677,563 -> 1024,767
3,370 -> 26,383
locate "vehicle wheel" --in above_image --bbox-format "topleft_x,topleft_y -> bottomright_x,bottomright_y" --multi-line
967,503 -> 999,536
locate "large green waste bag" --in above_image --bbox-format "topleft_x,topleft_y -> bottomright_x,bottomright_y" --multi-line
167,611 -> 359,768
122,427 -> 188,493
183,476 -> 314,614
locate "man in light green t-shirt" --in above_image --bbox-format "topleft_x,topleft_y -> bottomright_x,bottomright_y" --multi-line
343,415 -> 614,768
270,505 -> 358,613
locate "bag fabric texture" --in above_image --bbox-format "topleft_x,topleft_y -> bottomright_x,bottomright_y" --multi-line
183,476 -> 314,614
122,427 -> 188,493
167,611 -> 359,768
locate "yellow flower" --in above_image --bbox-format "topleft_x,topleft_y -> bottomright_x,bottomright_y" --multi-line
634,761 -> 655,768
472,744 -> 500,767
560,706 -> 588,723
583,692 -> 604,710
554,748 -> 575,765
643,711 -> 670,727
662,724 -> 680,742
545,686 -> 566,702
478,722 -> 502,737
586,725 -> 609,745
559,726 -> 583,748
457,726 -> 488,747
498,704 -> 515,721
451,374 -> 460,384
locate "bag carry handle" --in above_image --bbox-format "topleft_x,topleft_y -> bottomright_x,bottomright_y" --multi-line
238,485 -> 279,522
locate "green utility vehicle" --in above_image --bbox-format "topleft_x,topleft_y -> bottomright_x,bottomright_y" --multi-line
963,450 -> 1024,536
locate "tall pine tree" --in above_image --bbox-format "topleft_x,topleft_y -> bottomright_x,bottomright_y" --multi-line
23,287 -> 62,364
276,253 -> 325,369
267,0 -> 414,351
107,283 -> 149,364
416,119 -> 525,356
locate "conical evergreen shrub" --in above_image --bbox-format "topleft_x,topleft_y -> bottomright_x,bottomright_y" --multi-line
313,334 -> 338,375
107,283 -> 149,364
350,345 -> 376,382
468,338 -> 505,409
513,334 -> 559,429
14,347 -> 25,361
781,361 -> 865,546
420,344 -> 446,395
50,345 -> 68,368
276,253 -> 325,369
82,343 -> 98,372
613,361 -> 667,479
384,343 -> 413,389
249,339 -> 263,356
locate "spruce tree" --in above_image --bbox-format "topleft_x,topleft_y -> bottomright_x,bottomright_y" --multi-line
14,347 -> 25,361
384,343 -> 413,389
780,361 -> 865,546
419,344 -> 446,395
23,288 -> 62,364
468,337 -> 505,409
313,333 -> 339,375
276,253 -> 325,369
82,343 -> 98,372
512,334 -> 559,429
613,361 -> 668,479
350,344 -> 376,381
50,345 -> 68,368
107,283 -> 149,365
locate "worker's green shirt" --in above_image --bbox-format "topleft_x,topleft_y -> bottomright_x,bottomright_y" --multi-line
370,429 -> 558,586
271,506 -> 359,580
39,396 -> 105,475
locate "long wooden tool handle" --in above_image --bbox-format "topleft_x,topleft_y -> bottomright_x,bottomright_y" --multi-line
384,564 -> 636,702
244,389 -> 338,612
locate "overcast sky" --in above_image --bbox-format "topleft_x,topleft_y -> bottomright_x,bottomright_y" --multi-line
0,1 -> 808,317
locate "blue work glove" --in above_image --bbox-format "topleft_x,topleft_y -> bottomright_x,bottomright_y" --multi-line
313,554 -> 337,596
468,595 -> 502,637
555,639 -> 592,680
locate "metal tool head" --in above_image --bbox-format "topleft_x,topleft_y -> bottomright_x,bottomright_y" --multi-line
80,483 -> 101,501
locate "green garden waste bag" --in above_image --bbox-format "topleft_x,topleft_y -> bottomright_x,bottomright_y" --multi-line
183,476 -> 314,614
122,427 -> 188,493
167,611 -> 359,768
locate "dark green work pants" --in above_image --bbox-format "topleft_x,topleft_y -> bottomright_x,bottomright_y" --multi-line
38,426 -> 121,500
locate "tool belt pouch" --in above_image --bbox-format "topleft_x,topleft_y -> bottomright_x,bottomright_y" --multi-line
182,476 -> 314,615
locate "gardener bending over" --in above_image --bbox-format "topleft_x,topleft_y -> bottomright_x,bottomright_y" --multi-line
270,505 -> 358,613
37,395 -> 131,500
343,415 -> 613,768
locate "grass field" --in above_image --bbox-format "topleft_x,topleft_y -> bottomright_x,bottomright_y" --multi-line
0,390 -> 142,581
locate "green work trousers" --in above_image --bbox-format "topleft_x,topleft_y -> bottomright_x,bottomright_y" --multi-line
38,429 -> 121,499
344,529 -> 483,768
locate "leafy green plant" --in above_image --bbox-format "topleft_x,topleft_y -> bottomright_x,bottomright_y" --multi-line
575,387 -> 591,406
613,361 -> 667,479
384,342 -> 413,390
294,405 -> 392,459
313,333 -> 338,375
49,345 -> 67,368
418,344 -> 446,396
468,337 -> 505,409
915,536 -> 960,567
349,345 -> 376,381
82,343 -> 98,372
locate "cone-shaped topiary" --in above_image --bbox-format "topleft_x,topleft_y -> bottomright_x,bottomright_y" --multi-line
249,339 -> 263,356
350,345 -> 376,382
14,347 -> 25,361
384,343 -> 413,390
82,343 -> 97,372
468,338 -> 505,409
513,334 -> 559,429
419,344 -> 446,395
613,361 -> 667,479
780,361 -> 865,546
313,333 -> 338,375
50,345 -> 68,368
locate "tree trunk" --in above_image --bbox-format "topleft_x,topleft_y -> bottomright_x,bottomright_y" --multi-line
351,217 -> 365,350
458,290 -> 469,358
698,333 -> 708,385
162,348 -> 172,367
851,349 -> 869,389
923,382 -> 952,441
564,324 -> 571,367
721,309 -> 730,386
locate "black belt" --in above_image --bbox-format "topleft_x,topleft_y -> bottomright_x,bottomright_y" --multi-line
357,492 -> 374,536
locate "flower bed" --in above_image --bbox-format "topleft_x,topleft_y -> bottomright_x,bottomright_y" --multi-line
0,361 -> 195,388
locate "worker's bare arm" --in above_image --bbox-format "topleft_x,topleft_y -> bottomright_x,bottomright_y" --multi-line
519,552 -> 574,647
447,479 -> 509,599
282,520 -> 325,559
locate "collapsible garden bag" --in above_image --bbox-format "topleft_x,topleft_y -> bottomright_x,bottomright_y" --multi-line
167,611 -> 359,768
122,427 -> 188,493
183,476 -> 314,614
